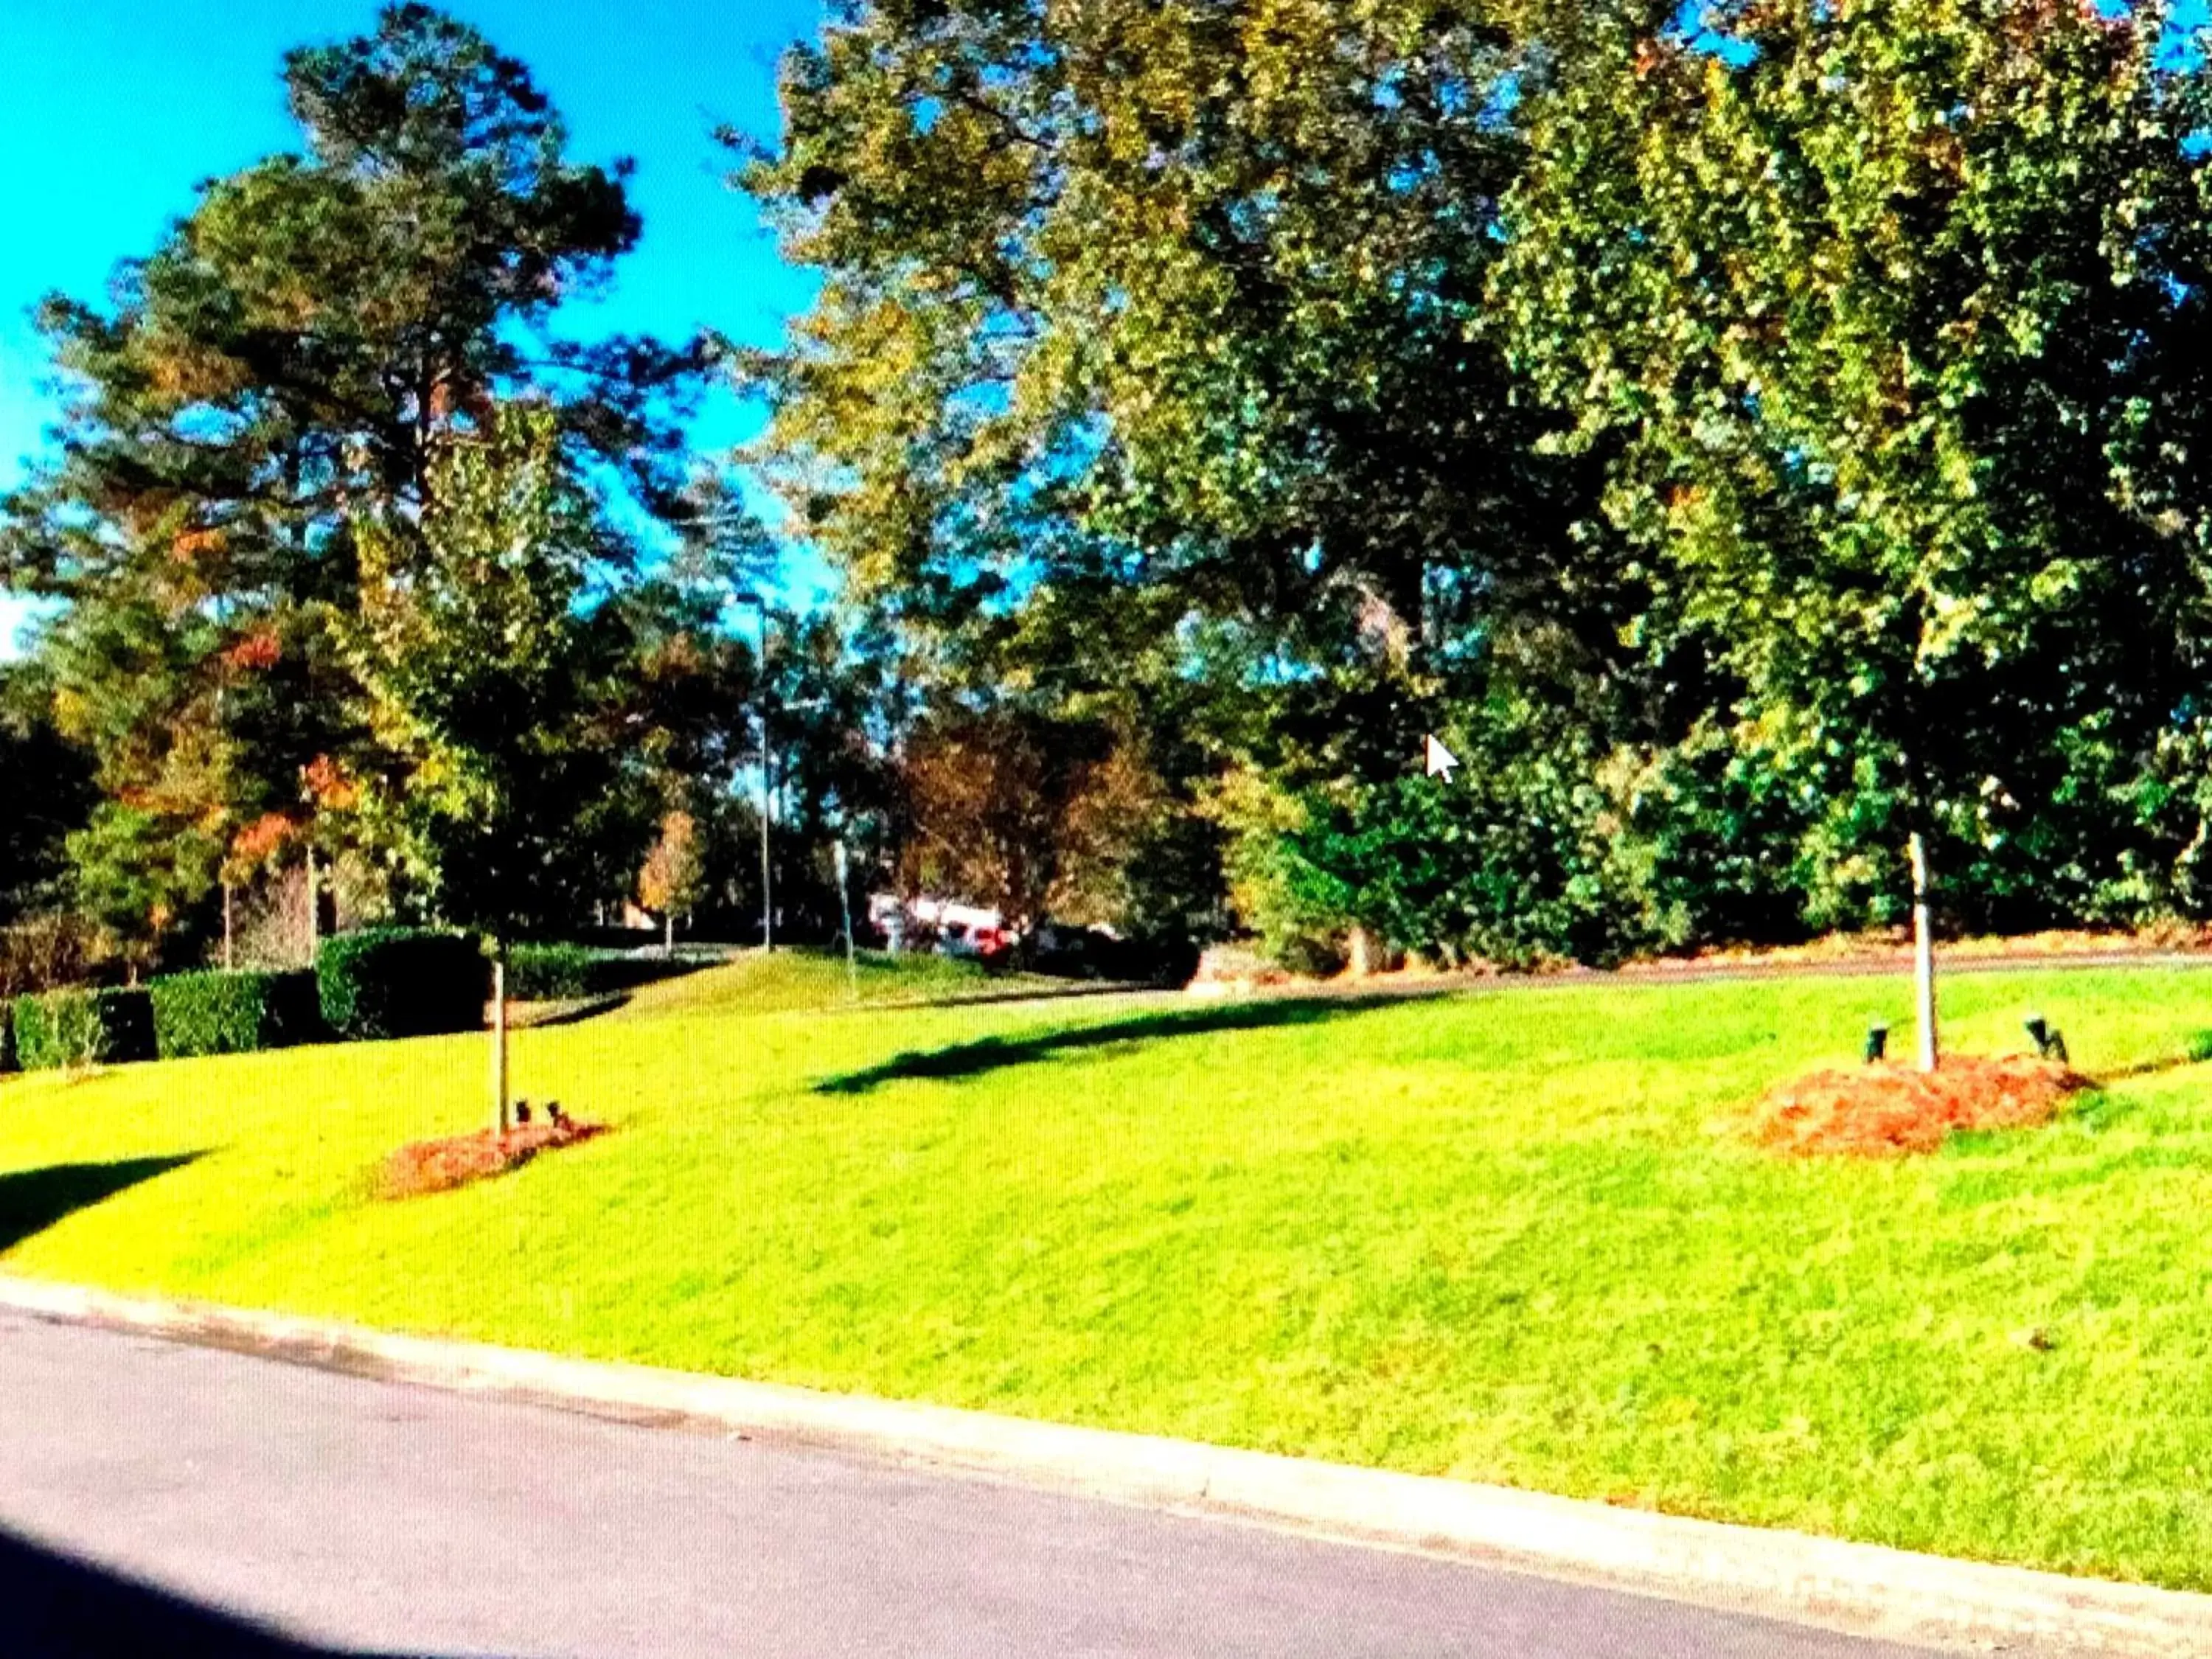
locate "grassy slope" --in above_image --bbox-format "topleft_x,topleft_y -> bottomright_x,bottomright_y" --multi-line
6,959 -> 2212,1587
613,947 -> 1068,1017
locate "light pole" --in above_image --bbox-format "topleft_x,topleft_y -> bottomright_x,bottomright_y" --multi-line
734,591 -> 776,952
734,590 -> 833,956
834,837 -> 860,999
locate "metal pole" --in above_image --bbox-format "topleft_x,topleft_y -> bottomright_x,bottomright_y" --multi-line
757,604 -> 774,954
835,838 -> 858,998
1910,832 -> 1938,1074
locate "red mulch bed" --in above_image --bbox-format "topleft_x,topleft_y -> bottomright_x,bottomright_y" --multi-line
1750,1056 -> 2094,1158
377,1118 -> 608,1200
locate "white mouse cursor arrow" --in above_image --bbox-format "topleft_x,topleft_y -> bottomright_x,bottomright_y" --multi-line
1424,734 -> 1460,781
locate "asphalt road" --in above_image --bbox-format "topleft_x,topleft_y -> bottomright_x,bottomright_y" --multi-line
0,1311 -> 1944,1659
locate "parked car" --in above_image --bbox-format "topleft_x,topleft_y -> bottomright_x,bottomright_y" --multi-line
874,894 -> 1015,966
937,918 -> 1012,967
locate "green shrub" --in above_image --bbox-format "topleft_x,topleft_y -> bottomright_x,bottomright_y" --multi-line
11,987 -> 157,1071
150,970 -> 321,1059
504,942 -> 686,1001
504,942 -> 599,1001
316,929 -> 486,1041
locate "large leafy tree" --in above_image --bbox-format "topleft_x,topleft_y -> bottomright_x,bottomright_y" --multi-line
738,0 -> 1601,788
1,4 -> 707,956
344,403 -> 637,941
749,0 -> 2212,965
1498,0 -> 2212,929
900,701 -> 1163,944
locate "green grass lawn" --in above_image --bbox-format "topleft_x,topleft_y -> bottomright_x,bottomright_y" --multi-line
611,945 -> 1074,1018
7,954 -> 2212,1587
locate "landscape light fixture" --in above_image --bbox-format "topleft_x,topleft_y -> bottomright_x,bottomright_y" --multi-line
2024,1013 -> 2069,1064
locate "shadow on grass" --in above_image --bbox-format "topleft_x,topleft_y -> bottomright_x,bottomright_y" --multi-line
510,992 -> 631,1030
2094,1034 -> 2212,1085
881,979 -> 1157,1012
0,1523 -> 456,1657
0,1154 -> 204,1255
813,995 -> 1410,1096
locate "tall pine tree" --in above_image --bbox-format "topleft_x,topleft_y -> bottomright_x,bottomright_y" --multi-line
1,4 -> 708,960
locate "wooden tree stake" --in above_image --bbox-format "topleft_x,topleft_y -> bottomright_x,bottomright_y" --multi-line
1911,832 -> 1939,1074
490,956 -> 511,1137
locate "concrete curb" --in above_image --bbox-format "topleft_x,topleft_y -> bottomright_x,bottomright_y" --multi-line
3,1276 -> 2205,1657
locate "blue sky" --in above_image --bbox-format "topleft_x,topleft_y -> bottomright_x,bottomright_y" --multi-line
0,0 -> 825,655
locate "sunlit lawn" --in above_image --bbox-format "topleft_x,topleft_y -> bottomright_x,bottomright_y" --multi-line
7,953 -> 2212,1587
609,946 -> 1070,1017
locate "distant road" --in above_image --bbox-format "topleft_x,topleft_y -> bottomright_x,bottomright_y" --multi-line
1193,948 -> 2212,1005
0,1312 -> 1943,1659
1594,949 -> 2212,986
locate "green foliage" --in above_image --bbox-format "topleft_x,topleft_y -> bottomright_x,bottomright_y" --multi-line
1270,699 -> 1666,970
503,943 -> 600,1001
66,803 -> 222,978
24,0 -> 2212,970
1286,784 -> 1635,972
0,661 -> 97,927
1498,0 -> 2212,924
503,943 -> 686,1001
739,0 -> 1590,894
745,0 -> 2212,958
743,0 -> 1553,646
10,987 -> 156,1071
1621,726 -> 1829,947
148,970 -> 321,1059
344,403 -> 647,943
316,928 -> 485,1041
1220,695 -> 1770,969
4,5 -> 703,967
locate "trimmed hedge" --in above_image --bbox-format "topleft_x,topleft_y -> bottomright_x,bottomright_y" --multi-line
150,970 -> 321,1059
316,928 -> 487,1041
503,942 -> 599,1001
11,987 -> 157,1071
504,942 -> 687,1001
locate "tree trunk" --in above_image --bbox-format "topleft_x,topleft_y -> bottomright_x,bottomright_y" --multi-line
1347,925 -> 1376,979
664,910 -> 675,959
222,883 -> 235,972
305,846 -> 320,962
1910,832 -> 1939,1074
